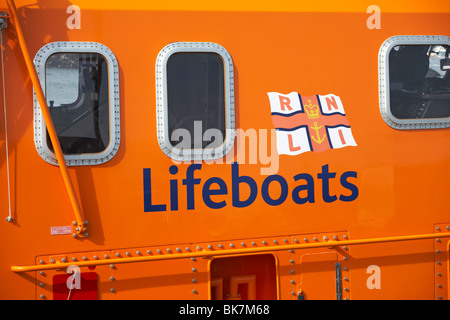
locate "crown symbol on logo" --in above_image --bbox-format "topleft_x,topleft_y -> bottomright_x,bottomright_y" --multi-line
304,100 -> 320,119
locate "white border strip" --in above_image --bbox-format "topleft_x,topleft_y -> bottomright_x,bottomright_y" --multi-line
155,42 -> 235,161
33,42 -> 120,166
378,35 -> 450,130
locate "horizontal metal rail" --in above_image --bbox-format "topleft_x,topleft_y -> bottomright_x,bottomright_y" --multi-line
11,231 -> 450,272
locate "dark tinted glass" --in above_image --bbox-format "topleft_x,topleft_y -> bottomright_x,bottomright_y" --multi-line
167,52 -> 226,149
45,53 -> 110,154
389,45 -> 450,119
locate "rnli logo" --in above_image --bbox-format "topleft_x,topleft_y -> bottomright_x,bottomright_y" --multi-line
268,92 -> 357,155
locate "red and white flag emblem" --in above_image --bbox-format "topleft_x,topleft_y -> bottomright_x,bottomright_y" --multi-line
268,92 -> 357,155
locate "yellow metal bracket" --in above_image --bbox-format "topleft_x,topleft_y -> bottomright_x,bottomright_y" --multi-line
6,0 -> 86,237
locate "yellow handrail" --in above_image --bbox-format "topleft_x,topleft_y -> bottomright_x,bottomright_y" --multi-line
11,231 -> 450,272
6,0 -> 86,236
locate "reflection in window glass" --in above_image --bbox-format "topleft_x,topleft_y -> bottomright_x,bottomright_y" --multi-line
46,53 -> 79,105
45,53 -> 110,155
167,52 -> 225,149
389,45 -> 450,119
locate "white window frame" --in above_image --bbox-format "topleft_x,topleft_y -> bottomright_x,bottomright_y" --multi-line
378,35 -> 450,129
155,42 -> 235,161
33,41 -> 120,166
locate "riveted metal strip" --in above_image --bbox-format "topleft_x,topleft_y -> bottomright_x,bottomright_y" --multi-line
434,223 -> 450,300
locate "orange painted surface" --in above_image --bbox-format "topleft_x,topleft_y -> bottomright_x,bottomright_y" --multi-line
0,0 -> 449,300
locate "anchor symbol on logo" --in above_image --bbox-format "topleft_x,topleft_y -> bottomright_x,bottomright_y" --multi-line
311,122 -> 326,144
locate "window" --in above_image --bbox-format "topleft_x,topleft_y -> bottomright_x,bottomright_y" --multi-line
156,42 -> 235,161
34,42 -> 120,165
379,35 -> 450,129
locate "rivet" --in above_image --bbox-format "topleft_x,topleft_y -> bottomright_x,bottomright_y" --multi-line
73,233 -> 77,238
290,280 -> 295,284
116,253 -> 121,257
438,296 -> 443,300
262,241 -> 267,245
343,235 -> 348,239
303,238 -> 308,242
230,243 -> 234,247
40,271 -> 45,276
61,258 -> 67,263
191,258 -> 196,261
289,250 -> 294,253
344,257 -> 348,261
252,242 -> 256,246
72,221 -> 77,226
83,256 -> 88,261
197,246 -> 201,250
437,261 -> 441,265
241,242 -> 245,246
436,227 -> 441,231
290,259 -> 294,264
447,226 -> 449,230
167,248 -> 171,253
324,236 -> 328,241
344,277 -> 348,281
39,260 -> 44,264
290,270 -> 294,274
110,288 -> 115,293
284,239 -> 288,243
273,240 -> 278,244
39,283 -> 44,287
344,267 -> 348,271
294,239 -> 299,243
40,294 -> 45,299
192,268 -> 196,272
437,273 -> 442,276
147,250 -> 152,254
344,288 -> 349,292
313,237 -> 318,241
437,250 -> 441,253
157,249 -> 162,254
207,245 -> 212,249
343,246 -> 348,250
436,238 -> 441,242
93,255 -> 98,260
437,284 -> 442,288
110,276 -> 115,281
192,279 -> 197,283
185,247 -> 190,251
291,291 -> 295,296
136,251 -> 141,255
218,244 -> 223,248
110,264 -> 115,268
333,236 -> 338,240
193,290 -> 198,294
126,252 -> 131,256
50,259 -> 55,263
104,255 -> 109,259
72,257 -> 76,261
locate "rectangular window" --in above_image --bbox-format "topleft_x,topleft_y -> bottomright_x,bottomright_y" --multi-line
156,42 -> 235,161
379,36 -> 450,129
167,52 -> 225,149
34,42 -> 120,166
